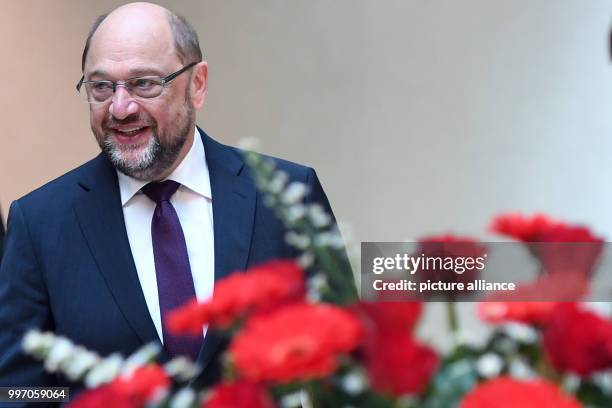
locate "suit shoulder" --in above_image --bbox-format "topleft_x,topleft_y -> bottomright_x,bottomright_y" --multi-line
218,140 -> 312,177
261,153 -> 312,177
201,129 -> 314,180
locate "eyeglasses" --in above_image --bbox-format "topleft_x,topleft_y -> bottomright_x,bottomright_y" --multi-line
76,62 -> 198,104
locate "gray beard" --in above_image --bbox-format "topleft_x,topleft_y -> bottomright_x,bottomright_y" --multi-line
101,128 -> 186,181
99,101 -> 194,181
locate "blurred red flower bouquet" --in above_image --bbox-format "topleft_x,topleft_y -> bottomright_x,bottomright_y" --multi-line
22,152 -> 612,407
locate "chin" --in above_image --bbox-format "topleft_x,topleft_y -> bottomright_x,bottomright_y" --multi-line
104,139 -> 157,178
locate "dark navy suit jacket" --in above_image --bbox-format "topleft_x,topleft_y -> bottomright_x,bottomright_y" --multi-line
0,207 -> 4,264
0,129 -> 338,398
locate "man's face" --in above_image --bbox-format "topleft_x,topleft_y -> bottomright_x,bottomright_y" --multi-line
84,12 -> 195,181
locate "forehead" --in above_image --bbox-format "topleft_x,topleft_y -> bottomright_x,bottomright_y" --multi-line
85,11 -> 179,78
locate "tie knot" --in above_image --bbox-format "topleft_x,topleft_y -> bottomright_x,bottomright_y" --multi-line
141,180 -> 181,204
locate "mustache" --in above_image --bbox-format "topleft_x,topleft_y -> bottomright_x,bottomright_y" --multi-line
103,113 -> 154,129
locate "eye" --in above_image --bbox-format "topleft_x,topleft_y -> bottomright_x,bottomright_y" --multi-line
92,81 -> 112,91
132,78 -> 157,89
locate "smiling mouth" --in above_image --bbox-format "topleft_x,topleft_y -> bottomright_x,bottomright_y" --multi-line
116,127 -> 145,135
108,126 -> 151,144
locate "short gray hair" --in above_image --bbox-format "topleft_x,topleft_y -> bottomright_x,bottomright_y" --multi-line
165,10 -> 202,64
81,9 -> 203,71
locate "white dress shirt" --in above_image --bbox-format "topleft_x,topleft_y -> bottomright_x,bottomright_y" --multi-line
117,128 -> 214,342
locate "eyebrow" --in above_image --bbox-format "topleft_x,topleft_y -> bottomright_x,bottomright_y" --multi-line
87,67 -> 167,80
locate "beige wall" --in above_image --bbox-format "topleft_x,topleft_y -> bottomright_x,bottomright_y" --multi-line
2,0 -> 612,346
2,1 -> 612,239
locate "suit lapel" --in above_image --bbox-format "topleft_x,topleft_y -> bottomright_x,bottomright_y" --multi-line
200,128 -> 256,281
71,130 -> 257,372
72,155 -> 160,348
196,129 -> 256,369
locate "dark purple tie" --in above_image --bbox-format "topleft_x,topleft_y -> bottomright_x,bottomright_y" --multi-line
141,180 -> 203,361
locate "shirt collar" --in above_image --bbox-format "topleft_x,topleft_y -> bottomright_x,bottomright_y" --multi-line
117,127 -> 212,206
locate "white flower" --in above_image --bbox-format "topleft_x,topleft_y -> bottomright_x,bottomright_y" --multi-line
341,370 -> 367,395
502,323 -> 538,344
170,387 -> 196,408
261,160 -> 275,176
562,374 -> 581,393
280,390 -> 311,408
497,337 -> 519,354
268,171 -> 289,194
284,204 -> 307,223
476,353 -> 503,379
22,330 -> 52,353
122,342 -> 161,375
64,348 -> 100,381
285,231 -> 310,250
280,391 -> 302,408
236,136 -> 260,151
314,230 -> 345,249
281,182 -> 309,205
314,232 -> 339,248
243,150 -> 262,167
297,251 -> 315,268
307,273 -> 328,302
509,358 -> 536,379
456,329 -> 487,348
314,232 -> 331,247
591,371 -> 612,392
164,356 -> 201,382
150,387 -> 170,406
44,338 -> 75,372
263,195 -> 277,207
84,354 -> 123,388
447,360 -> 473,379
307,204 -> 332,228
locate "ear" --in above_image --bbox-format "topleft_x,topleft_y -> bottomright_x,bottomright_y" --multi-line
190,61 -> 208,109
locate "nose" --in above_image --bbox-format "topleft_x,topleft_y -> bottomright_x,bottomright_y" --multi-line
109,86 -> 139,119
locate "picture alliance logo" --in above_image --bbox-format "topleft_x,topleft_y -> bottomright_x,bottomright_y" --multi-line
371,253 -> 488,275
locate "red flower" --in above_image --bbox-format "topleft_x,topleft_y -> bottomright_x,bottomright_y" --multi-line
417,234 -> 486,262
478,301 -> 560,325
538,224 -> 602,242
230,303 -> 362,383
166,298 -> 209,335
543,303 -> 612,376
459,377 -> 582,408
168,260 -> 305,334
69,365 -> 170,408
203,380 -> 276,408
363,330 -> 438,397
112,365 -> 170,405
535,224 -> 603,277
69,385 -> 132,408
489,213 -> 565,242
478,272 -> 590,325
354,301 -> 422,333
490,213 -> 603,276
416,234 -> 487,299
353,300 -> 435,396
478,256 -> 589,316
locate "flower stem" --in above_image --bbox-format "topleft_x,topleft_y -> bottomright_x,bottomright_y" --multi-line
446,302 -> 460,345
303,382 -> 317,408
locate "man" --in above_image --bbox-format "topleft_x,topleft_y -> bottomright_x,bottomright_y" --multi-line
0,2 -> 345,391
